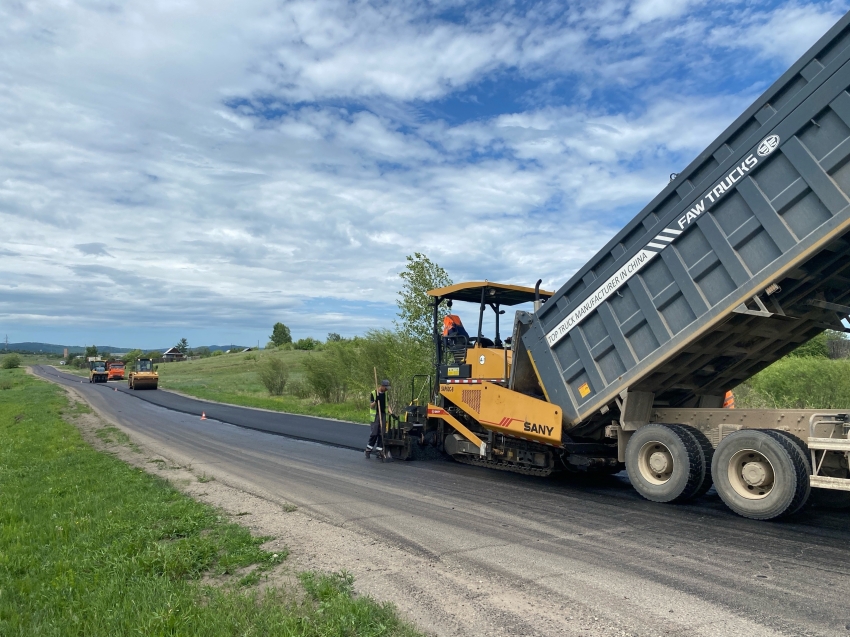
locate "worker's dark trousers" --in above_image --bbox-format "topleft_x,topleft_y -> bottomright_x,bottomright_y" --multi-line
367,416 -> 383,451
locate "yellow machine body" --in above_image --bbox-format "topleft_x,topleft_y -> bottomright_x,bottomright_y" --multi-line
439,382 -> 562,447
465,346 -> 512,381
88,359 -> 108,384
128,359 -> 159,390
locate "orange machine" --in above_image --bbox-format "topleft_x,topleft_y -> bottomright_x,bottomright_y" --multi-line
108,361 -> 126,381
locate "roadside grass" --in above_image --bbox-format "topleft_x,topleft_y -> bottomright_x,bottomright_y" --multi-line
0,368 -> 418,636
158,350 -> 370,423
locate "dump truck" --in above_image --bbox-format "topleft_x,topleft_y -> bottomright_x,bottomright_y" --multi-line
390,11 -> 850,520
128,359 -> 158,390
88,358 -> 108,384
107,361 -> 125,381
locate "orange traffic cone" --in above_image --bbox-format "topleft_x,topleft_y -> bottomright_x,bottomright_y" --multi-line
723,391 -> 736,409
201,412 -> 207,420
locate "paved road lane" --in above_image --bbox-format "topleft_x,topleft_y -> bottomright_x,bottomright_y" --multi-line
34,365 -> 367,450
32,365 -> 850,637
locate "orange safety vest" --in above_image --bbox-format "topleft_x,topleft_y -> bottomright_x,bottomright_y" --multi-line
442,314 -> 464,336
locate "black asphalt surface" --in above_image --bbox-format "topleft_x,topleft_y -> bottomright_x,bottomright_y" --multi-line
34,365 -> 367,450
32,365 -> 850,637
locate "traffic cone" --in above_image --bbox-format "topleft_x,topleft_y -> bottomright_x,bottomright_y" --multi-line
201,412 -> 207,420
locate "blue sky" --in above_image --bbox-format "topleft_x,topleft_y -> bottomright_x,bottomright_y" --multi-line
1,0 -> 847,349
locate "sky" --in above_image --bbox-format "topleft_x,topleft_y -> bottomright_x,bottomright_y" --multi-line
1,0 -> 848,349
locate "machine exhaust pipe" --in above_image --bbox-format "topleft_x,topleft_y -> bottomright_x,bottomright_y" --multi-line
534,279 -> 543,312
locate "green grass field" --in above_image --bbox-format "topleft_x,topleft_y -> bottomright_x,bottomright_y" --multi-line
156,350 -> 371,423
0,367 -> 417,636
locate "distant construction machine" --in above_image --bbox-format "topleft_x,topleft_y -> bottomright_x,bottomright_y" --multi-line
88,358 -> 108,384
107,360 -> 125,381
128,359 -> 159,390
387,11 -> 850,520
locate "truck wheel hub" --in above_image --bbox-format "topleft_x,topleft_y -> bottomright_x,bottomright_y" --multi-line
649,452 -> 671,474
728,450 -> 775,499
741,462 -> 769,487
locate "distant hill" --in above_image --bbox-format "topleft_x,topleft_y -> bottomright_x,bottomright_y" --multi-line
3,343 -> 247,355
4,342 -> 131,355
197,345 -> 250,353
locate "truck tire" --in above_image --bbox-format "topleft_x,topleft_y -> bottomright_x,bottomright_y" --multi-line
711,429 -> 809,520
763,430 -> 811,515
675,424 -> 714,496
625,424 -> 706,503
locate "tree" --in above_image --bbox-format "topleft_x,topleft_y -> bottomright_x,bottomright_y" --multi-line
122,349 -> 143,363
85,345 -> 98,359
176,338 -> 189,354
788,332 -> 829,358
396,253 -> 453,344
327,332 -> 343,342
270,322 -> 292,347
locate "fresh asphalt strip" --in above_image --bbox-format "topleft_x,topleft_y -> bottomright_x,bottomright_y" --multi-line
32,366 -> 367,451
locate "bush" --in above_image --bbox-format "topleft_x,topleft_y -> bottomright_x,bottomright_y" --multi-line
212,350 -> 223,357
303,351 -> 348,403
2,354 -> 21,369
258,357 -> 289,396
286,379 -> 312,399
294,337 -> 320,351
301,330 -> 431,412
739,357 -> 850,409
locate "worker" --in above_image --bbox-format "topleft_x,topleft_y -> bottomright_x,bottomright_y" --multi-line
442,314 -> 468,338
366,379 -> 392,459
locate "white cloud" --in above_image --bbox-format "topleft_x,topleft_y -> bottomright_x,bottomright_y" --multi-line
709,2 -> 848,64
0,0 -> 846,346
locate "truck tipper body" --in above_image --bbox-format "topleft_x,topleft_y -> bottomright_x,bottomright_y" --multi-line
515,10 -> 850,435
399,11 -> 850,520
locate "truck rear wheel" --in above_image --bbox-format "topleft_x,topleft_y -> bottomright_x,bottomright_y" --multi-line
768,429 -> 812,515
625,424 -> 707,503
712,429 -> 810,520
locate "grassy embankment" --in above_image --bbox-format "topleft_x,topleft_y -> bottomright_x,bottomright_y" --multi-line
736,356 -> 850,409
0,367 -> 417,636
53,349 -> 372,424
